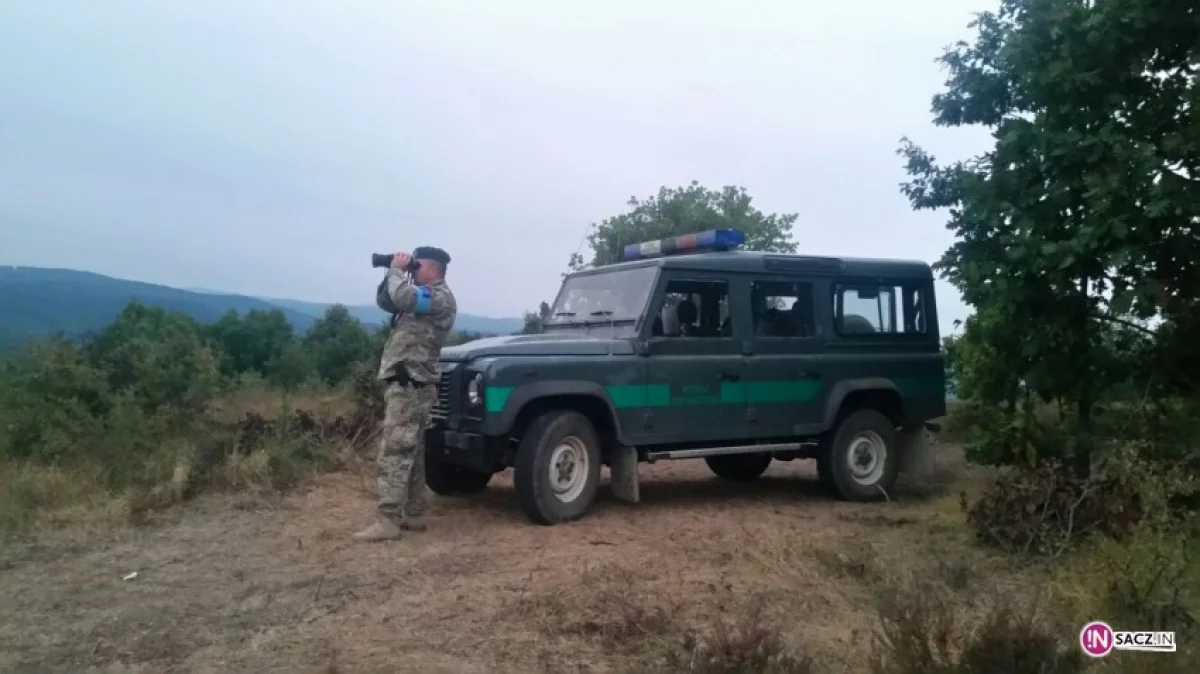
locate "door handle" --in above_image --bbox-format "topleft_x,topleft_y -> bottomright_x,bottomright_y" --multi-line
719,372 -> 741,382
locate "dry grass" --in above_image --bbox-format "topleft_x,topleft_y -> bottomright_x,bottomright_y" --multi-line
1,439 -> 1196,673
206,383 -> 355,425
0,463 -> 131,544
0,387 -> 360,550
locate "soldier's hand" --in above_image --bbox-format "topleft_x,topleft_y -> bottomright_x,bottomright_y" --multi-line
391,252 -> 412,270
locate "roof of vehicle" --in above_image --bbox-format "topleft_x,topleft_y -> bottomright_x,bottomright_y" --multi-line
570,250 -> 934,280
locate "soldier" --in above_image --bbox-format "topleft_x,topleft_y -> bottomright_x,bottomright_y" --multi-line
353,246 -> 457,542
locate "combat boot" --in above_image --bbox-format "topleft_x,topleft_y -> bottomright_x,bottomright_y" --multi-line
351,517 -> 402,542
399,518 -> 427,532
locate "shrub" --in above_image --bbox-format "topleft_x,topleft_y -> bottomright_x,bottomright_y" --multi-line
965,462 -> 1144,556
85,302 -> 221,414
658,606 -> 816,674
303,305 -> 376,385
0,337 -> 111,462
870,581 -> 1085,674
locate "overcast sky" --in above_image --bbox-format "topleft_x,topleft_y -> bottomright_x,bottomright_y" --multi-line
0,0 -> 993,334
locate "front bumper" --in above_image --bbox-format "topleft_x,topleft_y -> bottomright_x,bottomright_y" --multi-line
425,424 -> 507,474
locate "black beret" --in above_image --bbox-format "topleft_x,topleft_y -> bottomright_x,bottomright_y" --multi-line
412,246 -> 451,266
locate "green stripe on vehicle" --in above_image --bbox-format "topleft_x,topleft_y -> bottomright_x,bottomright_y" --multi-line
485,378 -> 939,413
485,386 -> 514,413
607,381 -> 823,408
746,380 -> 822,403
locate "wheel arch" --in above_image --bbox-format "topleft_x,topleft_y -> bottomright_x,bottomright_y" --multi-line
822,378 -> 905,429
499,382 -> 622,459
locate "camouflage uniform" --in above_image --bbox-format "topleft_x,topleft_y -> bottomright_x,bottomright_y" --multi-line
353,263 -> 456,541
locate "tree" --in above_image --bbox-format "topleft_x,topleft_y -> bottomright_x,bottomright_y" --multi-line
518,183 -> 800,334
85,302 -> 221,414
899,0 -> 1199,473
303,305 -> 374,385
446,330 -> 486,346
205,308 -> 296,377
265,341 -> 315,391
568,181 -> 799,271
519,302 -> 551,335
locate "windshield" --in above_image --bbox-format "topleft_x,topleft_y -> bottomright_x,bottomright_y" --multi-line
546,266 -> 658,326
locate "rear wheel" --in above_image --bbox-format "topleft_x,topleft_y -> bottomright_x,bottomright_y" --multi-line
425,453 -> 492,495
513,410 -> 602,525
705,453 -> 772,481
818,408 -> 900,501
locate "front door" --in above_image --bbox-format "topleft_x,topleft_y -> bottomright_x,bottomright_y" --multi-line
641,274 -> 747,444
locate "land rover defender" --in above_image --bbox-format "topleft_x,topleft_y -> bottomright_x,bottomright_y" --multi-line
423,229 -> 945,525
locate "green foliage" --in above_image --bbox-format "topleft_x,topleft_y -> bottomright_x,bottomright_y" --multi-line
205,308 -> 295,377
0,295 -> 387,501
524,182 -> 799,336
520,301 -> 551,335
86,302 -> 222,415
0,337 -> 111,462
265,341 -> 316,391
568,181 -> 798,271
902,0 -> 1200,472
447,329 -> 486,346
302,304 -> 375,385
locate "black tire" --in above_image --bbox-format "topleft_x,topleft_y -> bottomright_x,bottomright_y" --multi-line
817,408 -> 900,502
705,453 -> 772,482
425,453 -> 492,496
513,410 -> 602,525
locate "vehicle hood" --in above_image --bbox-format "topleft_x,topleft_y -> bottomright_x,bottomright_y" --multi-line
439,332 -> 629,361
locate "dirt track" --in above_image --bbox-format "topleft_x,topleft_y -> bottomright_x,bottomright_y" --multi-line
0,448 -> 970,673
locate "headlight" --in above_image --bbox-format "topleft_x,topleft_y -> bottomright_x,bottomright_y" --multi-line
466,373 -> 484,408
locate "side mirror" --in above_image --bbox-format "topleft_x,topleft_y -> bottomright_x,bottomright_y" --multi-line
635,340 -> 651,357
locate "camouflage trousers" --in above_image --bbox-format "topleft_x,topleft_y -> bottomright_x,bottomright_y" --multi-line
376,380 -> 436,523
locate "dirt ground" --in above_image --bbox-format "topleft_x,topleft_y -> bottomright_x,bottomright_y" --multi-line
0,444 -> 980,674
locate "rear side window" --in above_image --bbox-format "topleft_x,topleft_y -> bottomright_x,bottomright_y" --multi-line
833,283 -> 927,336
750,280 -> 816,339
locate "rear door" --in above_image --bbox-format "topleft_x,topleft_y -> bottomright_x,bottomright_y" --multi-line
742,277 -> 829,438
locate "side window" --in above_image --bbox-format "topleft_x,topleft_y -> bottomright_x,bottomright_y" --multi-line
651,279 -> 731,338
750,280 -> 816,338
834,283 -> 928,336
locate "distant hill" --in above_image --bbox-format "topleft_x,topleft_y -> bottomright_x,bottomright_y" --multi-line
255,296 -> 524,335
0,267 -> 523,349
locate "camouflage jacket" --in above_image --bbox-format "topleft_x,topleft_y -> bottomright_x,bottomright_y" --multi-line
375,269 -> 457,384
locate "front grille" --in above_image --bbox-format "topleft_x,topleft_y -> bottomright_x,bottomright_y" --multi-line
429,367 -> 454,420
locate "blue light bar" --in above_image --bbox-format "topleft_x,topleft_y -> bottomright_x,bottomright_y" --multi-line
622,228 -> 746,261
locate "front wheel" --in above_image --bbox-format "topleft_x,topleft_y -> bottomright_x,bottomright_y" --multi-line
425,453 -> 492,495
513,410 -> 602,525
818,409 -> 900,501
705,453 -> 772,481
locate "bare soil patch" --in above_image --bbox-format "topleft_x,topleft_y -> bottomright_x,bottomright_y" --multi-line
0,443 -> 986,673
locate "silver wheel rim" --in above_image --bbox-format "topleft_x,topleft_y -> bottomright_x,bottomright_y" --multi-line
549,435 -> 589,502
847,431 -> 887,486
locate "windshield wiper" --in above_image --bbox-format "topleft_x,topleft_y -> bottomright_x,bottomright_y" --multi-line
553,311 -> 576,317
588,310 -> 614,316
548,317 -> 637,328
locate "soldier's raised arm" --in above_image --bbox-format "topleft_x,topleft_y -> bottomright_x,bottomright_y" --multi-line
380,267 -> 451,318
376,271 -> 405,314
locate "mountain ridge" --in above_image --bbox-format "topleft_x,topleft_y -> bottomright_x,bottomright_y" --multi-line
0,266 -> 523,348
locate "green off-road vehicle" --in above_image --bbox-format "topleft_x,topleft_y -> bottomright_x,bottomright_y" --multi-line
424,229 -> 945,525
